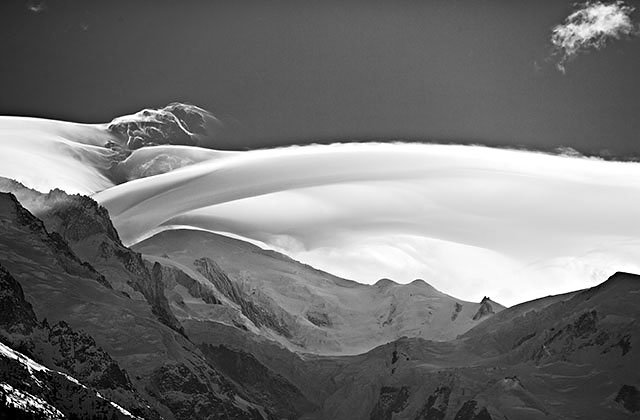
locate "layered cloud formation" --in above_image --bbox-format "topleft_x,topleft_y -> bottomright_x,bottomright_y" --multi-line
551,1 -> 637,72
3,114 -> 640,305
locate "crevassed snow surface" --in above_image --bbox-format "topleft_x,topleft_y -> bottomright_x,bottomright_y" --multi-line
3,115 -> 640,305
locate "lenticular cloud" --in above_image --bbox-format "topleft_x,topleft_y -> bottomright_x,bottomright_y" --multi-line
551,1 -> 637,72
3,115 -> 640,306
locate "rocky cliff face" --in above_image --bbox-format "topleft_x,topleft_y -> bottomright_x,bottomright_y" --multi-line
194,257 -> 293,338
471,297 -> 496,321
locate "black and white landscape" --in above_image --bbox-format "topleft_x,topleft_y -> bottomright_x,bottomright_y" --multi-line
1,1 -> 640,419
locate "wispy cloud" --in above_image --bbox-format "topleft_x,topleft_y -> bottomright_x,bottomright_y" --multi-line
551,1 -> 637,72
26,0 -> 47,13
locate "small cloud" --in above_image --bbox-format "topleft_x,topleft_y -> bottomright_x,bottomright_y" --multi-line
551,1 -> 638,72
26,0 -> 47,13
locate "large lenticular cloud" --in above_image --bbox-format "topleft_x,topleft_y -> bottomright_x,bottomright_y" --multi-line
94,142 -> 640,305
3,114 -> 640,305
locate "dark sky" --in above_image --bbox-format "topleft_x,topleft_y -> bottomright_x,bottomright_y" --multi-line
1,0 -> 639,154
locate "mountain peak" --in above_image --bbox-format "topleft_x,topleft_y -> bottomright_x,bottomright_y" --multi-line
605,271 -> 640,284
409,278 -> 430,287
375,278 -> 397,288
472,296 -> 497,321
107,103 -> 220,150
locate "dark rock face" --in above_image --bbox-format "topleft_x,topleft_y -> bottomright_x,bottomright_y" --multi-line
512,331 -> 536,349
108,248 -> 181,333
615,385 -> 640,413
451,302 -> 463,321
571,310 -> 598,337
306,310 -> 332,327
453,400 -> 492,420
370,386 -> 410,420
415,386 -> 451,420
194,257 -> 292,337
532,310 -> 602,363
107,103 -> 210,150
0,265 -> 38,335
615,334 -> 632,356
472,297 -> 495,321
200,343 -> 315,419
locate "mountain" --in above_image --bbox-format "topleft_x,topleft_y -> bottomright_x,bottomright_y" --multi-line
0,177 -> 182,332
1,174 -> 504,356
107,103 -> 221,150
292,273 -> 640,419
134,228 -> 504,355
0,178 -> 638,419
0,190 -> 280,419
0,263 -> 155,419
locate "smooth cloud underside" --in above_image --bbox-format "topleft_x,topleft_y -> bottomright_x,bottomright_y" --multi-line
551,1 -> 637,72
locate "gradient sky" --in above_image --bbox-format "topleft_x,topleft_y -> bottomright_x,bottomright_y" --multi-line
1,0 -> 639,155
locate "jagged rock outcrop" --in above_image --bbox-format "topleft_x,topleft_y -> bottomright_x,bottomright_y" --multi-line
0,265 -> 39,335
453,400 -> 492,420
0,192 -> 110,289
451,302 -> 463,321
415,386 -> 451,420
615,384 -> 639,413
472,297 -> 495,321
370,386 -> 411,420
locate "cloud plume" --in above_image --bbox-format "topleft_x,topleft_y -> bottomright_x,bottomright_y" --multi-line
551,1 -> 637,72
